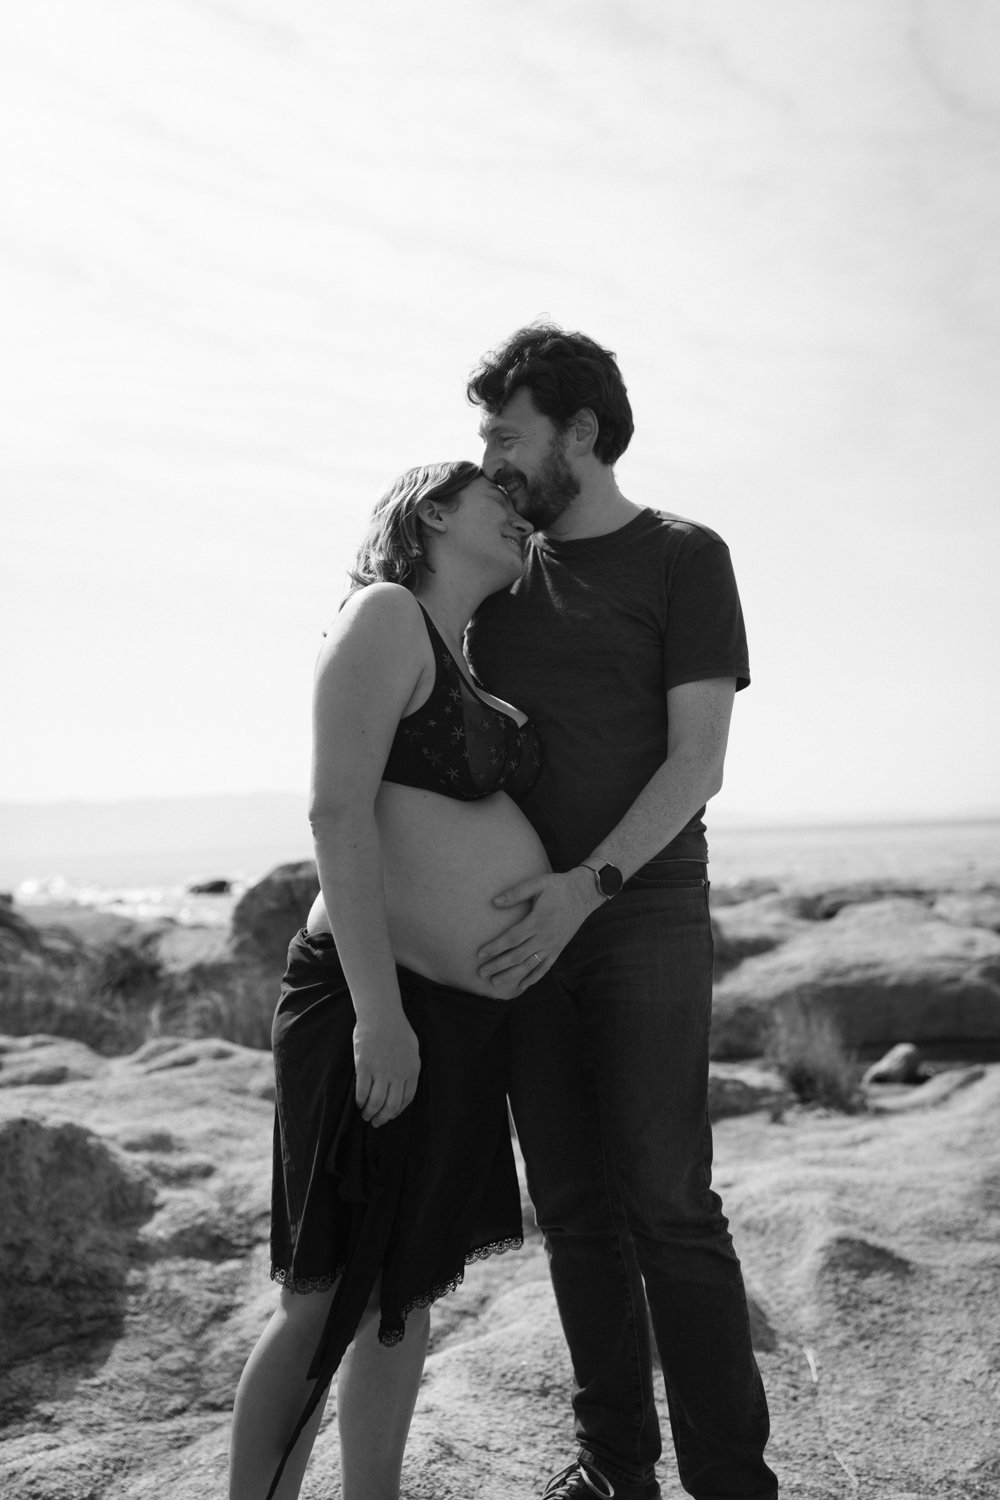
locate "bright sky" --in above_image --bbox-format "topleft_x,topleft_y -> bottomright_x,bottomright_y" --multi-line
2,0 -> 999,823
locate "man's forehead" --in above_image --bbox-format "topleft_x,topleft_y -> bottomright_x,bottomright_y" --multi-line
478,387 -> 541,440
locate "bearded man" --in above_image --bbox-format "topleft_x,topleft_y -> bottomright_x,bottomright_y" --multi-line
465,325 -> 777,1500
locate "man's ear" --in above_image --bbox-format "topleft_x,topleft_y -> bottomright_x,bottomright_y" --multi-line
569,407 -> 599,456
414,497 -> 449,533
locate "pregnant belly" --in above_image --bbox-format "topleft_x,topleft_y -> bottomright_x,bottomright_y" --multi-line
308,784 -> 550,998
379,784 -> 550,995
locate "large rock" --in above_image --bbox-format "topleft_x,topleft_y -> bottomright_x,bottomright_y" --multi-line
711,892 -> 813,978
711,897 -> 1000,1059
229,860 -> 320,970
0,1115 -> 157,1367
0,898 -> 44,964
932,889 -> 1000,934
707,1062 -> 792,1119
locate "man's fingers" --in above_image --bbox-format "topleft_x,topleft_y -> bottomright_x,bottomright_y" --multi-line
483,946 -> 546,984
492,884 -> 523,908
478,919 -> 531,963
493,874 -> 547,908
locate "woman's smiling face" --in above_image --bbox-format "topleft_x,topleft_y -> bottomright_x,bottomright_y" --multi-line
447,474 -> 533,585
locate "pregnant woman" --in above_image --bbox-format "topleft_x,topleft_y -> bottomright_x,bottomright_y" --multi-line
228,461 -> 549,1500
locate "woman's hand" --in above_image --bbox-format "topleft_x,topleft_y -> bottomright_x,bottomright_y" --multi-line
353,1013 -> 421,1127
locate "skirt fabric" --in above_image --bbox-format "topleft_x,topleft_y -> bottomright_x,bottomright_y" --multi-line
270,928 -> 523,1343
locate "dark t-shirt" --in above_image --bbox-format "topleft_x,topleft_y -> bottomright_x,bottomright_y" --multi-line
465,506 -> 750,871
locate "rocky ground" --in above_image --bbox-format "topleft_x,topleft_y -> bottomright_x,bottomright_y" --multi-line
1,870 -> 999,1499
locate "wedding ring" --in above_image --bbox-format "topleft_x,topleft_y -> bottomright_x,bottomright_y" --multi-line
531,952 -> 542,966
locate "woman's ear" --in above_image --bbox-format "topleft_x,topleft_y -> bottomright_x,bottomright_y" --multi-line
414,497 -> 449,534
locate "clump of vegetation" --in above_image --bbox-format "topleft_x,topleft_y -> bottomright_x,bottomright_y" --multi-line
0,938 -> 167,1054
0,937 -> 278,1055
156,965 -> 278,1051
767,999 -> 865,1112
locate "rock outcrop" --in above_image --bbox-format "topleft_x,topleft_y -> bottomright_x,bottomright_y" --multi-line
710,894 -> 1000,1058
230,860 -> 320,971
1,1035 -> 997,1499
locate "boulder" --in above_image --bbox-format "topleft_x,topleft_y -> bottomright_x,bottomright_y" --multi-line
0,901 -> 44,964
711,892 -> 813,979
0,1115 -> 157,1367
862,1043 -> 929,1085
230,861 -> 320,970
785,882 -> 932,922
706,878 -> 781,908
707,1062 -> 793,1119
711,897 -> 1000,1059
932,889 -> 1000,934
0,1035 -> 110,1088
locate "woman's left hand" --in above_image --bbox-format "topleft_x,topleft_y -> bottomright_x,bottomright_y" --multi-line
476,869 -> 601,993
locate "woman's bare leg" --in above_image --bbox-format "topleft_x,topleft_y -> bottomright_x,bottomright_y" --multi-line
229,1284 -> 430,1500
229,1285 -> 334,1500
338,1303 -> 431,1500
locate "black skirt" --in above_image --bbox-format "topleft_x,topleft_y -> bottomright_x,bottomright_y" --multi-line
270,927 -> 523,1341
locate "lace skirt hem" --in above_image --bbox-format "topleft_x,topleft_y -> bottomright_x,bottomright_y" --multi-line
268,1231 -> 524,1332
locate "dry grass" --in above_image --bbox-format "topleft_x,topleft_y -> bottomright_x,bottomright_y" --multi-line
154,965 -> 277,1050
767,999 -> 865,1112
0,944 -> 277,1055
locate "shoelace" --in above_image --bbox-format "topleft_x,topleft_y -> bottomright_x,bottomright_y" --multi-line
543,1461 -> 616,1500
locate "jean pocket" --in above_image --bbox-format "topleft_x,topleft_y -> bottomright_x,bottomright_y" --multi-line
628,876 -> 707,891
625,858 -> 707,892
627,873 -> 708,894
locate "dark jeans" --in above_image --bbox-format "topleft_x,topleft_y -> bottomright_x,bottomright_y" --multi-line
508,862 -> 777,1500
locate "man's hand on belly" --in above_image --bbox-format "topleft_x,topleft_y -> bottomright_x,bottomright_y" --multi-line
476,869 -> 602,993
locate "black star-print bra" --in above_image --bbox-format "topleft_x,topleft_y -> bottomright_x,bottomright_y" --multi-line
382,603 -> 543,804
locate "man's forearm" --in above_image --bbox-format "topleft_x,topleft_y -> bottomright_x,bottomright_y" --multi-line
581,746 -> 725,882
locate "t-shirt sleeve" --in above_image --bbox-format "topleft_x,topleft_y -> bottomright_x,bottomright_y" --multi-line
663,539 -> 750,692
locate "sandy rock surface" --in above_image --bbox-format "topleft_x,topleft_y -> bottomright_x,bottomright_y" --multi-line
0,1035 -> 998,1499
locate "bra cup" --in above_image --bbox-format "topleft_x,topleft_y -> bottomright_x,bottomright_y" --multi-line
382,605 -> 543,803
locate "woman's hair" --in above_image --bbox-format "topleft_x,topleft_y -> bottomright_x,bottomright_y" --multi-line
467,322 -> 633,465
347,460 -> 482,594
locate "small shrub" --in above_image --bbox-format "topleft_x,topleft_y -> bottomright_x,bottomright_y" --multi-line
767,1001 -> 864,1112
155,965 -> 277,1050
1,938 -> 278,1055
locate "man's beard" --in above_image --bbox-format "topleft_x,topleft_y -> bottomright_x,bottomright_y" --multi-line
496,433 -> 580,530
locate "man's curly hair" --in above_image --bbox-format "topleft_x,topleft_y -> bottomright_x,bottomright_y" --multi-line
467,323 -> 634,465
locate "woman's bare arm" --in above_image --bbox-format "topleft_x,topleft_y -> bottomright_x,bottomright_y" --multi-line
309,583 -> 431,1126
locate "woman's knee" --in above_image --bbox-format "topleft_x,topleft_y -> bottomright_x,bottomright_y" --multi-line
275,1283 -> 336,1343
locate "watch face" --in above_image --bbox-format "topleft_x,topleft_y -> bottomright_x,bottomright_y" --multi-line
598,864 -> 624,897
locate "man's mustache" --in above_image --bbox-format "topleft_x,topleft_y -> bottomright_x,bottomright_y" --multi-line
493,464 -> 525,493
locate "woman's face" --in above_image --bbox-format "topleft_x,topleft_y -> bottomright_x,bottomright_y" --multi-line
447,475 -> 533,586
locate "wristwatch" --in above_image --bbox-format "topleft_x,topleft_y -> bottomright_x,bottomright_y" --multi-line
578,859 -> 624,900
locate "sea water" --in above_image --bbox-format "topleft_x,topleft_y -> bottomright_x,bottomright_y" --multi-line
6,820 -> 999,928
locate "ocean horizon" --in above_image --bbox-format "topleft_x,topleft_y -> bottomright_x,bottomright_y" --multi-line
4,815 -> 999,929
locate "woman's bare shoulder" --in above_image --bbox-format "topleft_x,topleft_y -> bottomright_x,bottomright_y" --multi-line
322,583 -> 423,651
316,588 -> 425,684
336,582 -> 422,630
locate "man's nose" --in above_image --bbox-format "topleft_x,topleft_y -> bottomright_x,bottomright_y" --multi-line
480,441 -> 501,479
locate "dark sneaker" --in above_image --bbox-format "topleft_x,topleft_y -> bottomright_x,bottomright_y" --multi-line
542,1459 -> 661,1500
